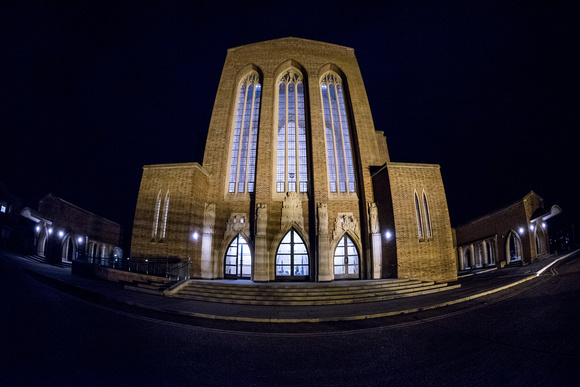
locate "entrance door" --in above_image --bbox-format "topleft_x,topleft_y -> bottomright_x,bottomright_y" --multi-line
224,235 -> 251,279
275,229 -> 309,281
334,235 -> 360,279
507,232 -> 522,263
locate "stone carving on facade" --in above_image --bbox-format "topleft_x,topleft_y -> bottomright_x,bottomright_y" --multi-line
203,203 -> 216,234
317,203 -> 328,235
368,202 -> 379,234
225,213 -> 249,236
333,213 -> 360,241
281,192 -> 303,229
256,203 -> 267,237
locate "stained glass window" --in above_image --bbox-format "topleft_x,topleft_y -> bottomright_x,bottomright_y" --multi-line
320,73 -> 355,193
229,72 -> 261,193
276,70 -> 308,193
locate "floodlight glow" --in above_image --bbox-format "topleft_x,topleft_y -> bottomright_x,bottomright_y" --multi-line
385,231 -> 392,240
192,232 -> 199,240
35,226 -> 40,232
77,237 -> 83,243
48,228 -> 53,235
518,227 -> 525,235
529,225 -> 534,231
58,230 -> 64,238
542,222 -> 546,229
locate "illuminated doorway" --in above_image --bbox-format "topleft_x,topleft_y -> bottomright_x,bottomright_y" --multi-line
334,234 -> 360,279
275,229 -> 309,281
507,231 -> 522,263
224,234 -> 252,279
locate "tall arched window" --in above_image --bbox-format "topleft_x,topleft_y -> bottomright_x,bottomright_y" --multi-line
423,192 -> 432,237
276,70 -> 308,193
320,72 -> 355,193
152,190 -> 162,239
229,72 -> 262,193
275,229 -> 309,280
415,192 -> 423,238
334,234 -> 360,279
161,190 -> 170,240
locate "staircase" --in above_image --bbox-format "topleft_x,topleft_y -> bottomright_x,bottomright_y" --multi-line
123,278 -> 176,295
172,279 -> 461,306
24,254 -> 72,268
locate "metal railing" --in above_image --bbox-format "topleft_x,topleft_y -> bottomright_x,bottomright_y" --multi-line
76,255 -> 191,281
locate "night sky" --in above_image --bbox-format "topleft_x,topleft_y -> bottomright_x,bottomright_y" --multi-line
1,1 -> 578,249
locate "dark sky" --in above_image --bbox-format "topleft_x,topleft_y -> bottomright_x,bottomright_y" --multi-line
1,1 -> 578,246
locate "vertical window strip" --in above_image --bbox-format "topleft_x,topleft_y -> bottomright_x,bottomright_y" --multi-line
423,193 -> 432,237
288,83 -> 296,192
337,85 -> 355,192
415,193 -> 424,238
277,83 -> 286,192
153,190 -> 162,238
247,84 -> 261,192
228,74 -> 261,194
161,191 -> 170,239
297,83 -> 307,192
237,84 -> 254,193
277,71 -> 308,194
229,85 -> 246,193
330,84 -> 347,192
321,84 -> 337,192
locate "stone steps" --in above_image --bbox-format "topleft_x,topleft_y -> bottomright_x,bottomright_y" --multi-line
172,279 -> 461,306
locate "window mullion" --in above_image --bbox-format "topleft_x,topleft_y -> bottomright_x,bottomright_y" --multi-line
329,87 -> 340,192
285,82 -> 289,192
335,92 -> 349,192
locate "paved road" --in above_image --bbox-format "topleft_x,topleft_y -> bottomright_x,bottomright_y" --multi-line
1,253 -> 579,385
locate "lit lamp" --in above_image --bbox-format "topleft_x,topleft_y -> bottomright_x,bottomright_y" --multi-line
518,227 -> 525,235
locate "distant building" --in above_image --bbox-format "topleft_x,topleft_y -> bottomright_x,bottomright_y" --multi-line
131,38 -> 457,283
28,193 -> 123,265
454,191 -> 561,270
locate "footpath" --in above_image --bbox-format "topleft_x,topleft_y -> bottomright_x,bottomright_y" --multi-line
2,250 -> 578,323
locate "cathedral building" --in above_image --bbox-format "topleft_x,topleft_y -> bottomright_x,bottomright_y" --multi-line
130,37 -> 457,283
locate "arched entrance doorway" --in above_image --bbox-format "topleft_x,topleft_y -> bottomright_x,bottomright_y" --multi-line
275,229 -> 309,281
37,227 -> 47,256
334,234 -> 360,279
506,231 -> 522,263
464,248 -> 471,269
224,234 -> 252,279
62,236 -> 76,262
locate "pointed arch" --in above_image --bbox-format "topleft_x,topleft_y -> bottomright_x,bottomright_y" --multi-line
414,191 -> 424,238
320,70 -> 356,193
224,234 -> 252,279
228,70 -> 262,193
275,228 -> 309,280
506,230 -> 522,263
333,233 -> 360,279
275,66 -> 309,193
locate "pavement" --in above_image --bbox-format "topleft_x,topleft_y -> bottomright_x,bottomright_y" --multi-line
2,249 -> 578,323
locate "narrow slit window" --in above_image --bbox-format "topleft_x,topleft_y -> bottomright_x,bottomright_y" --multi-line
423,192 -> 432,237
415,192 -> 423,238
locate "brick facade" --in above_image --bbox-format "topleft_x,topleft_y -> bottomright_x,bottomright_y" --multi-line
130,37 -> 457,283
38,193 -> 122,264
455,191 -> 550,269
